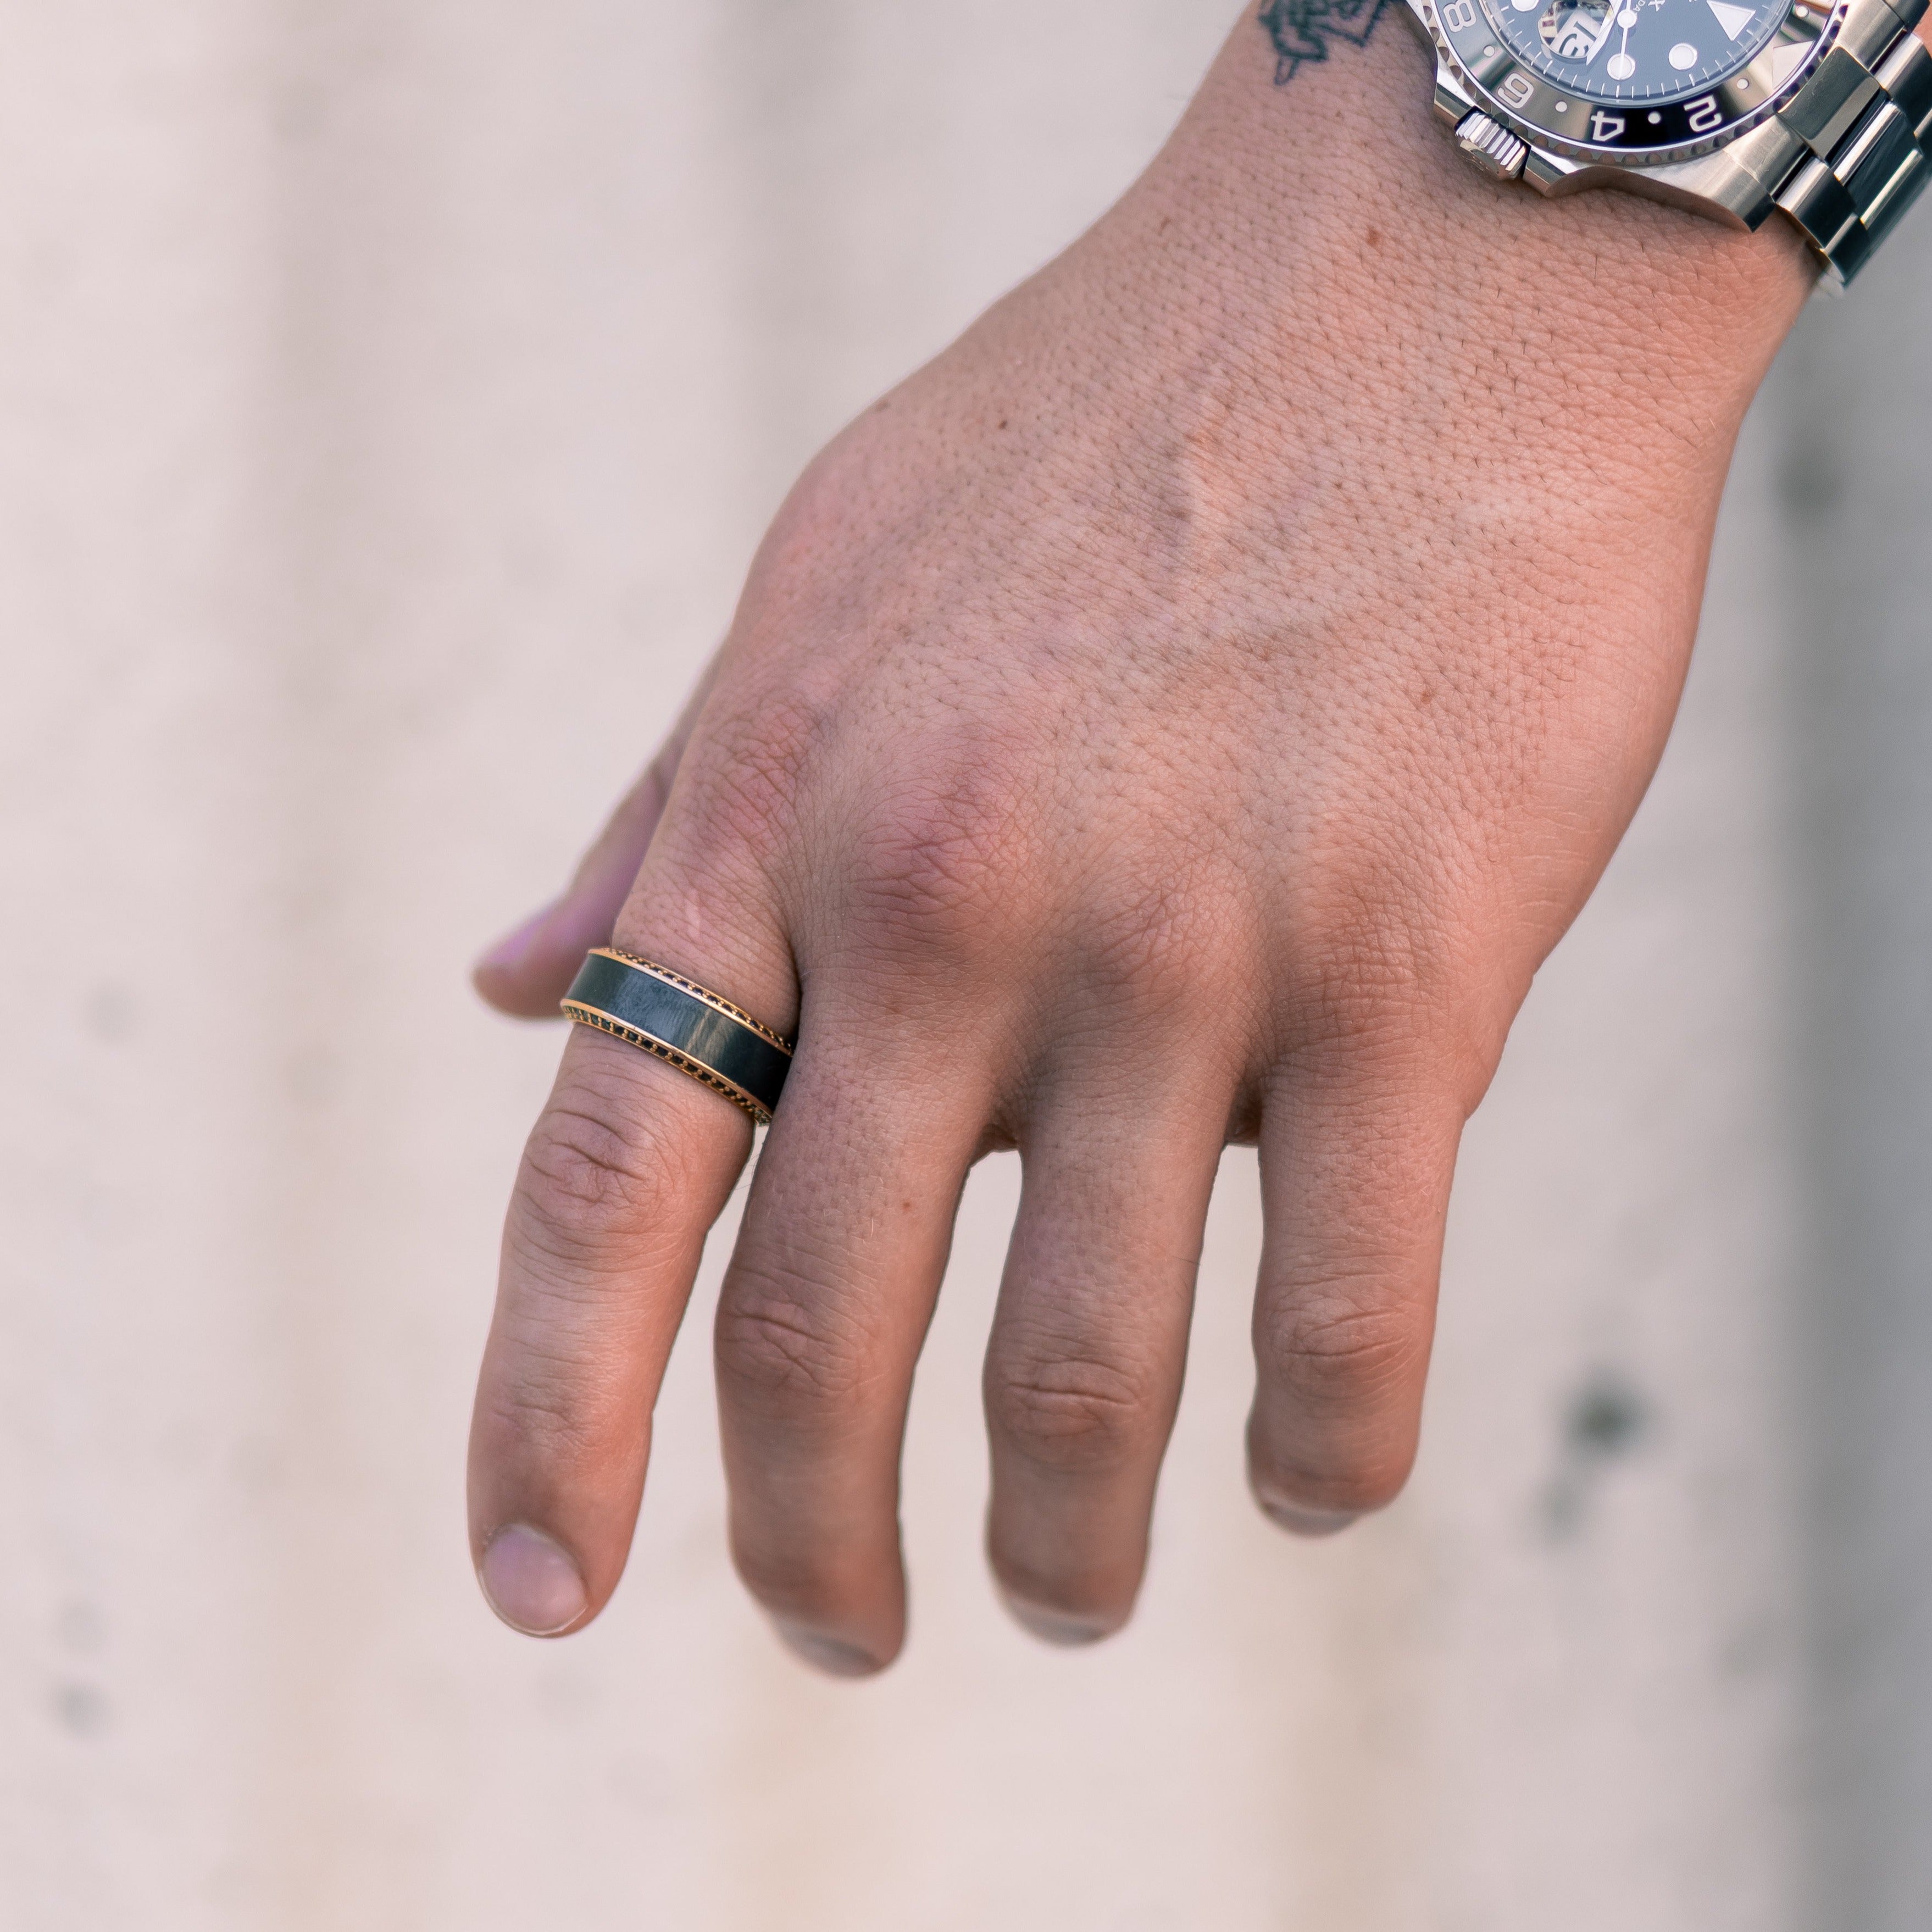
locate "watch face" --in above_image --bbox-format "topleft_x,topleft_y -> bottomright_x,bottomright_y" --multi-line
1428,0 -> 1837,159
1495,0 -> 1783,104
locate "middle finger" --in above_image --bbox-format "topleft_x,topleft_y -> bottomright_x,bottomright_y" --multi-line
713,975 -> 997,1676
982,1041 -> 1232,1644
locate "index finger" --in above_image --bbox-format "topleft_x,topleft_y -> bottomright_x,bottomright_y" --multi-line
467,879 -> 796,1633
468,1029 -> 752,1632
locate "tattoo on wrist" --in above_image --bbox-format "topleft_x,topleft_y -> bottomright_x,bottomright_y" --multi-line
1259,0 -> 1391,83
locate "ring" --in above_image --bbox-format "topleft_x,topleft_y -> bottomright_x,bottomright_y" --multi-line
560,948 -> 793,1125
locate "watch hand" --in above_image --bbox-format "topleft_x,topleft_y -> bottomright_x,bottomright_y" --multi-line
1592,1 -> 1639,72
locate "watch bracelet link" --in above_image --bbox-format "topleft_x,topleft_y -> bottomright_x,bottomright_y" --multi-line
1777,0 -> 1932,286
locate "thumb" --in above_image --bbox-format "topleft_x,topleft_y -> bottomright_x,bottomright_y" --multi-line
473,663 -> 715,1018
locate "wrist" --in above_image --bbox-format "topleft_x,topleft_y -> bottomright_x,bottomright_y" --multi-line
1073,4 -> 1813,463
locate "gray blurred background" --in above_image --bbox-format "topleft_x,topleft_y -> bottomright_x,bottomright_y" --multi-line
3,2 -> 1929,1927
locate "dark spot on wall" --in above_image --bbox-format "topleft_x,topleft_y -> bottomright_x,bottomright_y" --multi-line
53,1682 -> 108,1737
1541,1368 -> 1651,1539
1566,1373 -> 1646,1457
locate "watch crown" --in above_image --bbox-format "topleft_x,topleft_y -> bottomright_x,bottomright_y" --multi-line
1454,108 -> 1530,181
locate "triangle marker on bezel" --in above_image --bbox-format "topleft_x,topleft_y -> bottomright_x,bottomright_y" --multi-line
1709,1 -> 1757,38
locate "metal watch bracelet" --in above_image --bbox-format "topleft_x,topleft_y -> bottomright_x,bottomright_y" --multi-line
1778,0 -> 1932,284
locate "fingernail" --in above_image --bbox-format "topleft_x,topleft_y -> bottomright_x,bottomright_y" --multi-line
1261,1500 -> 1361,1539
479,1524 -> 587,1635
773,1622 -> 881,1678
1000,1593 -> 1114,1647
475,907 -> 552,977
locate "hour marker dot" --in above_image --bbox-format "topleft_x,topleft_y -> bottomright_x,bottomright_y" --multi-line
1556,99 -> 1570,110
1618,8 -> 1637,22
1607,52 -> 1637,77
1669,40 -> 1700,66
1737,75 -> 1751,87
1648,109 -> 1663,121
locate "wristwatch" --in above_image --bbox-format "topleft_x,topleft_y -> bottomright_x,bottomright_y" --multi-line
1409,0 -> 1932,286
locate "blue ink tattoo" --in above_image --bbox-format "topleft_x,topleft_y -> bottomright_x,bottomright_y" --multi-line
1259,0 -> 1392,82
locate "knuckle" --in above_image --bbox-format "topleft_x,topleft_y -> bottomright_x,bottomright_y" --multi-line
1082,881 -> 1245,1029
1292,917 -> 1439,1053
670,688 -> 829,874
474,1287 -> 652,1474
474,1368 -> 607,1472
1251,1289 -> 1425,1512
1258,1287 -> 1426,1419
715,1267 -> 873,1419
986,1342 -> 1157,1475
1270,907 -> 1494,1113
1274,840 -> 1463,1049
845,764 -> 1036,955
513,1101 -> 686,1273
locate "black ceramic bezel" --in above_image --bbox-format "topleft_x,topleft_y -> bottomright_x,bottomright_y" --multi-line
1420,0 -> 1844,163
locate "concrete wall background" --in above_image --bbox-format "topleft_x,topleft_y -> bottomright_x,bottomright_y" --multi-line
2,1 -> 1927,1926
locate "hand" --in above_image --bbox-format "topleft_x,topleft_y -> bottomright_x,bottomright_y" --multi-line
467,6 -> 1812,1670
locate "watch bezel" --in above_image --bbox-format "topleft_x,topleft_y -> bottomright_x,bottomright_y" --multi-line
1418,0 -> 1846,165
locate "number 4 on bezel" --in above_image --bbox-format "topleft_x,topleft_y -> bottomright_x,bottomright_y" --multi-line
1589,108 -> 1626,140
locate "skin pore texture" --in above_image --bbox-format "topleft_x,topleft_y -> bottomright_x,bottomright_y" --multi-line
466,0 -> 1893,1673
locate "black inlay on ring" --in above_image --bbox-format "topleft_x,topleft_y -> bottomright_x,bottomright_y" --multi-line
563,952 -> 791,1118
